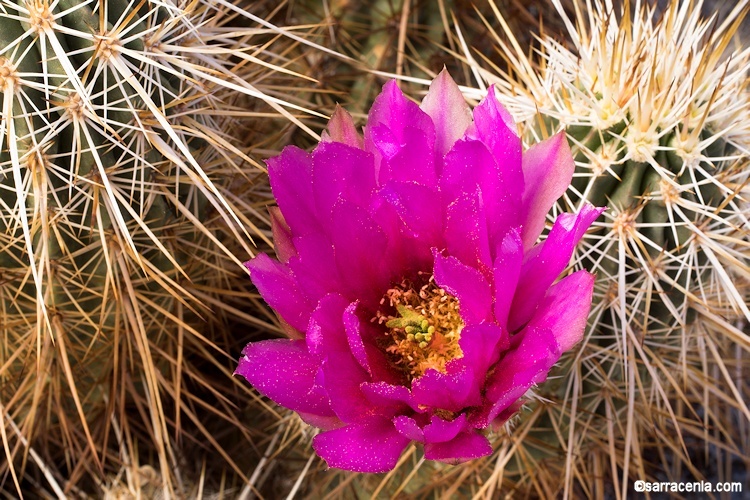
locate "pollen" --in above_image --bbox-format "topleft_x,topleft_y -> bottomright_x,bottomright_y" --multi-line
376,274 -> 464,382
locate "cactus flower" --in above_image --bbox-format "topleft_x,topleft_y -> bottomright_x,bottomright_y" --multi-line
236,70 -> 604,473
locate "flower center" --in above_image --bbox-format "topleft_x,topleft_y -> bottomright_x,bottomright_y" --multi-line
375,274 -> 464,382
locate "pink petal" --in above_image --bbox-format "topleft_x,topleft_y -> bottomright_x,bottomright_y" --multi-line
366,81 -> 435,144
440,139 -> 520,256
235,339 -> 334,417
411,366 -> 481,413
433,249 -> 492,324
521,132 -> 576,249
423,413 -> 467,443
267,146 -> 320,236
330,200 -> 390,303
305,294 -> 348,358
287,233 -> 340,300
467,87 -> 523,199
444,189 -> 492,272
298,412 -> 344,431
455,323 -> 509,377
420,68 -> 473,160
323,105 -> 364,149
245,254 -> 313,332
393,415 -> 425,442
354,322 -> 404,386
321,352 -> 376,424
371,125 -> 438,187
490,401 -> 523,430
364,80 -> 435,179
419,325 -> 507,422
361,382 -> 421,413
481,326 -> 560,425
526,270 -> 594,351
377,181 -> 444,247
509,204 -> 604,332
424,431 -> 493,463
269,206 -> 296,263
312,142 -> 376,223
492,229 -> 523,327
343,302 -> 370,374
312,417 -> 411,473
392,327 -> 502,417
307,294 -> 374,423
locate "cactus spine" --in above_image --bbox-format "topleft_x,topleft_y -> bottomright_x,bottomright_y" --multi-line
448,0 -> 750,495
0,0 -> 323,493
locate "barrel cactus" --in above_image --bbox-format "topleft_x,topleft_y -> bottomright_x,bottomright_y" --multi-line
447,0 -> 750,495
0,0 -> 325,494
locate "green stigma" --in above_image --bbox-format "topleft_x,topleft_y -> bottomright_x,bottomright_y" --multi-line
376,275 -> 464,381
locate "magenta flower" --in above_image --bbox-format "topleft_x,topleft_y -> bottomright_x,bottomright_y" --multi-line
236,70 -> 604,473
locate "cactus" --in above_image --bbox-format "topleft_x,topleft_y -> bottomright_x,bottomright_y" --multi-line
442,0 -> 750,495
0,0 -> 330,494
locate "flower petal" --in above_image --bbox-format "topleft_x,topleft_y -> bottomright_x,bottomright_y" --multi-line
365,80 -> 435,179
420,68 -> 472,161
343,302 -> 370,373
433,249 -> 492,324
419,324 -> 507,421
423,413 -> 467,443
269,206 -> 296,263
372,125 -> 437,187
509,204 -> 604,332
288,233 -> 340,300
306,294 -> 345,357
393,415 -> 425,442
443,189 -> 493,272
267,146 -> 320,236
455,323 -> 509,377
441,139 -> 520,257
312,142 -> 376,223
493,228 -> 523,327
298,412 -> 343,431
468,87 -> 523,198
481,326 -> 561,425
235,339 -> 333,417
521,132 -> 576,249
424,431 -> 493,463
322,105 -> 364,149
313,418 -> 411,473
411,366 -> 482,413
307,295 -> 374,423
361,381 -> 420,413
330,200 -> 391,304
343,302 -> 403,386
526,270 -> 594,351
245,254 -> 313,332
366,81 -> 435,145
377,181 -> 443,247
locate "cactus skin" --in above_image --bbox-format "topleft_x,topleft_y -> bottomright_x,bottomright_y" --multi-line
0,0 -> 320,494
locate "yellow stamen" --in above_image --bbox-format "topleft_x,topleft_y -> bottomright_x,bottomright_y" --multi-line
375,274 -> 464,382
